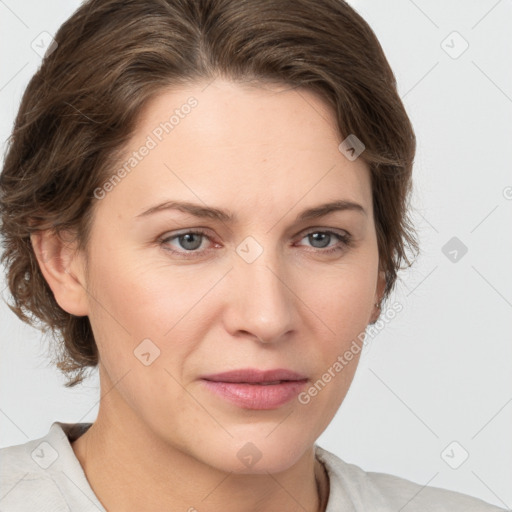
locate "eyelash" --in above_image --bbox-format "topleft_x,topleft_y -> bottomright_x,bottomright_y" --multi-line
159,228 -> 353,259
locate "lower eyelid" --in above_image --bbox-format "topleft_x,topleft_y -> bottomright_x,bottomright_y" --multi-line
160,229 -> 351,255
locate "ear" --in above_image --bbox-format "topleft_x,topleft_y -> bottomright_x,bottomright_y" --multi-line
369,269 -> 386,324
30,229 -> 89,316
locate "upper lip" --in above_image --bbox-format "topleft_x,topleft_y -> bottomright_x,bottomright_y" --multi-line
201,368 -> 307,383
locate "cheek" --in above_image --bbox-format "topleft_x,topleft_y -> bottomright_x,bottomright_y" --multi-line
297,257 -> 376,406
85,242 -> 225,371
86,239 -> 181,333
294,270 -> 372,433
302,259 -> 377,336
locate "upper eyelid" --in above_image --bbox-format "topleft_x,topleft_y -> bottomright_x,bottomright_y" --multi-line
160,226 -> 351,248
161,225 -> 350,241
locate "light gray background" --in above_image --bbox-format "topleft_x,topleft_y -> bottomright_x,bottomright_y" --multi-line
1,0 -> 511,509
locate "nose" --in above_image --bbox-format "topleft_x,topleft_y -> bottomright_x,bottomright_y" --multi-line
223,248 -> 295,344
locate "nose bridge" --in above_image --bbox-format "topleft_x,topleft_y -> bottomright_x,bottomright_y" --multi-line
228,235 -> 294,342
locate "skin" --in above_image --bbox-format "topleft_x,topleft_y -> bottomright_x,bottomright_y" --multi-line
32,78 -> 386,512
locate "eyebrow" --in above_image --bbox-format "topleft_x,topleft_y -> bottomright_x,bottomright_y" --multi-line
136,199 -> 367,223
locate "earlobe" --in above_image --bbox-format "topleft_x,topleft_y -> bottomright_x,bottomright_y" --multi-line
30,229 -> 89,316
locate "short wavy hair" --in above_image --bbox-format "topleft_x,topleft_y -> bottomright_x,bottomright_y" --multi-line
0,0 -> 419,387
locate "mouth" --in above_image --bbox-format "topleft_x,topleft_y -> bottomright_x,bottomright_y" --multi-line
200,368 -> 308,410
200,368 -> 307,384
237,381 -> 287,385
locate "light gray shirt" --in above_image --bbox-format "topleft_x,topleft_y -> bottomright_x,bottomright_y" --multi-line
0,421 -> 506,511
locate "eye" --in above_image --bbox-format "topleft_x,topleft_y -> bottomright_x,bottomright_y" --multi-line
296,229 -> 353,255
159,228 -> 353,258
160,229 -> 214,257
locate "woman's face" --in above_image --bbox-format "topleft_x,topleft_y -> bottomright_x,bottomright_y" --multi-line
79,78 -> 385,473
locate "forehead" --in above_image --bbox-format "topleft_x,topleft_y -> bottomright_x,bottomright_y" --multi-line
133,80 -> 341,156
101,78 -> 372,220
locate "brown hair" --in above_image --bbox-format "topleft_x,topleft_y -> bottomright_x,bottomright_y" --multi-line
0,0 -> 418,387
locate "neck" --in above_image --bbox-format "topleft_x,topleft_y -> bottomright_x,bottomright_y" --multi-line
71,385 -> 329,512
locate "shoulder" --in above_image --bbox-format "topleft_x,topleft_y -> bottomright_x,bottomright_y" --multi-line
0,430 -> 68,511
0,421 -> 97,512
315,445 -> 507,512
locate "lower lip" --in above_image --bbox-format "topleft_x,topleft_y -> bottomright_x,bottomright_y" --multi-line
200,379 -> 308,410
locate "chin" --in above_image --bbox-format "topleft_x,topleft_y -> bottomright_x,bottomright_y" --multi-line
195,427 -> 315,475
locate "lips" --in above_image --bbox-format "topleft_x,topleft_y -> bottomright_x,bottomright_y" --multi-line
200,368 -> 307,384
200,368 -> 308,409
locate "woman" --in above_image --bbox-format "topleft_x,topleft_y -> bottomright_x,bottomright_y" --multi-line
0,1 -> 505,510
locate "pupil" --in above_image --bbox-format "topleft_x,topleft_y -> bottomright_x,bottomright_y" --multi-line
180,233 -> 202,250
310,232 -> 330,248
